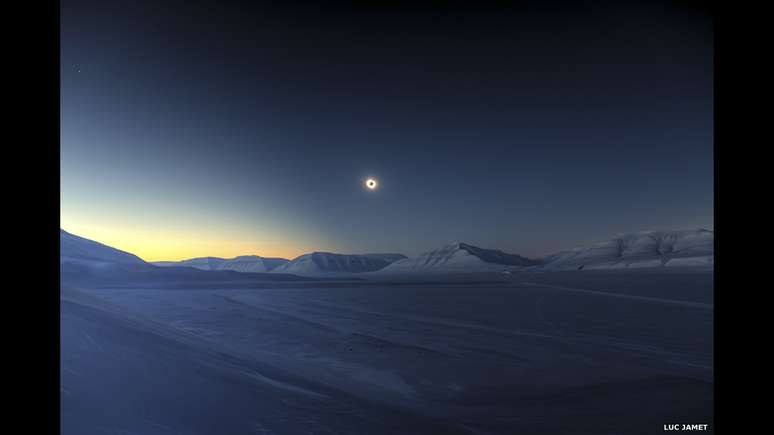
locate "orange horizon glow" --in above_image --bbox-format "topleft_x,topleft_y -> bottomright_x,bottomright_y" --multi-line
59,220 -> 329,262
61,226 -> 317,262
60,195 -> 342,262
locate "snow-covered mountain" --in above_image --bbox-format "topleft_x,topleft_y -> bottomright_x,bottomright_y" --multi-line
60,230 -> 312,285
272,252 -> 405,276
361,253 -> 408,263
541,229 -> 714,270
375,230 -> 713,274
61,227 -> 713,281
153,255 -> 289,273
61,229 -> 146,267
377,243 -> 541,274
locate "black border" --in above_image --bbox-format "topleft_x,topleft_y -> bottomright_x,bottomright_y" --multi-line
43,1 -> 720,434
12,0 -> 61,428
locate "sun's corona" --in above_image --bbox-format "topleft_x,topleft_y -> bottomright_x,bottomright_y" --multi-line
365,178 -> 378,190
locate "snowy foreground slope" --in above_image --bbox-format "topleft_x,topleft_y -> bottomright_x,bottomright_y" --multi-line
153,255 -> 289,273
60,229 -> 146,267
62,274 -> 714,434
60,230 -> 311,285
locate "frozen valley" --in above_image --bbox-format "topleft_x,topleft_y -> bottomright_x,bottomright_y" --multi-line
60,230 -> 714,434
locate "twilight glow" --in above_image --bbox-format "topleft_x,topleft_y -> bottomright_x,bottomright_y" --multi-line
61,0 -> 713,261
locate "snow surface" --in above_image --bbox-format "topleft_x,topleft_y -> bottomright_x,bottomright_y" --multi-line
60,230 -> 714,434
361,253 -> 408,263
62,270 -> 713,435
666,256 -> 714,267
60,229 -> 145,266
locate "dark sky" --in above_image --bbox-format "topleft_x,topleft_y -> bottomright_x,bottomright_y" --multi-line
60,0 -> 713,260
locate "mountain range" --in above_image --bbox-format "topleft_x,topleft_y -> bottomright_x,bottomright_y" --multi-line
541,229 -> 714,270
153,256 -> 290,273
375,243 -> 541,274
62,228 -> 714,278
272,252 -> 407,275
60,230 -> 309,285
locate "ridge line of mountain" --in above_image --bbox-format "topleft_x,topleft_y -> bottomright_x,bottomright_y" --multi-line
61,228 -> 714,276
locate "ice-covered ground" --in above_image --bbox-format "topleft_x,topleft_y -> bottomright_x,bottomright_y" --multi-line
61,269 -> 713,435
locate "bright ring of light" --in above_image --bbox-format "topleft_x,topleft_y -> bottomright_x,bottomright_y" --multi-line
365,178 -> 378,190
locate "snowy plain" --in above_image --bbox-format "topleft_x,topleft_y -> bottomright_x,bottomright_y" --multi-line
60,228 -> 713,434
61,269 -> 713,435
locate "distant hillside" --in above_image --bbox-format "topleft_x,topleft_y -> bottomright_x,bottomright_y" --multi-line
541,229 -> 714,270
153,255 -> 289,273
61,227 -> 713,282
377,243 -> 541,274
361,253 -> 407,263
272,252 -> 403,276
60,230 -> 310,286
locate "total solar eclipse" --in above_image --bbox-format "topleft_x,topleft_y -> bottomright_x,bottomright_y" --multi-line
365,178 -> 378,190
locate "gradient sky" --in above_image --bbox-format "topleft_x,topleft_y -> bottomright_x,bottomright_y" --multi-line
61,0 -> 713,261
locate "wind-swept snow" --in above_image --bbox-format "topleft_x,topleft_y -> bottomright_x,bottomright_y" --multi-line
62,271 -> 714,435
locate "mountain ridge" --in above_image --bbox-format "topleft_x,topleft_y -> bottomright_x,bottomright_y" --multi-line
541,229 -> 713,270
273,252 -> 406,276
153,255 -> 290,273
61,228 -> 713,278
375,242 -> 540,274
